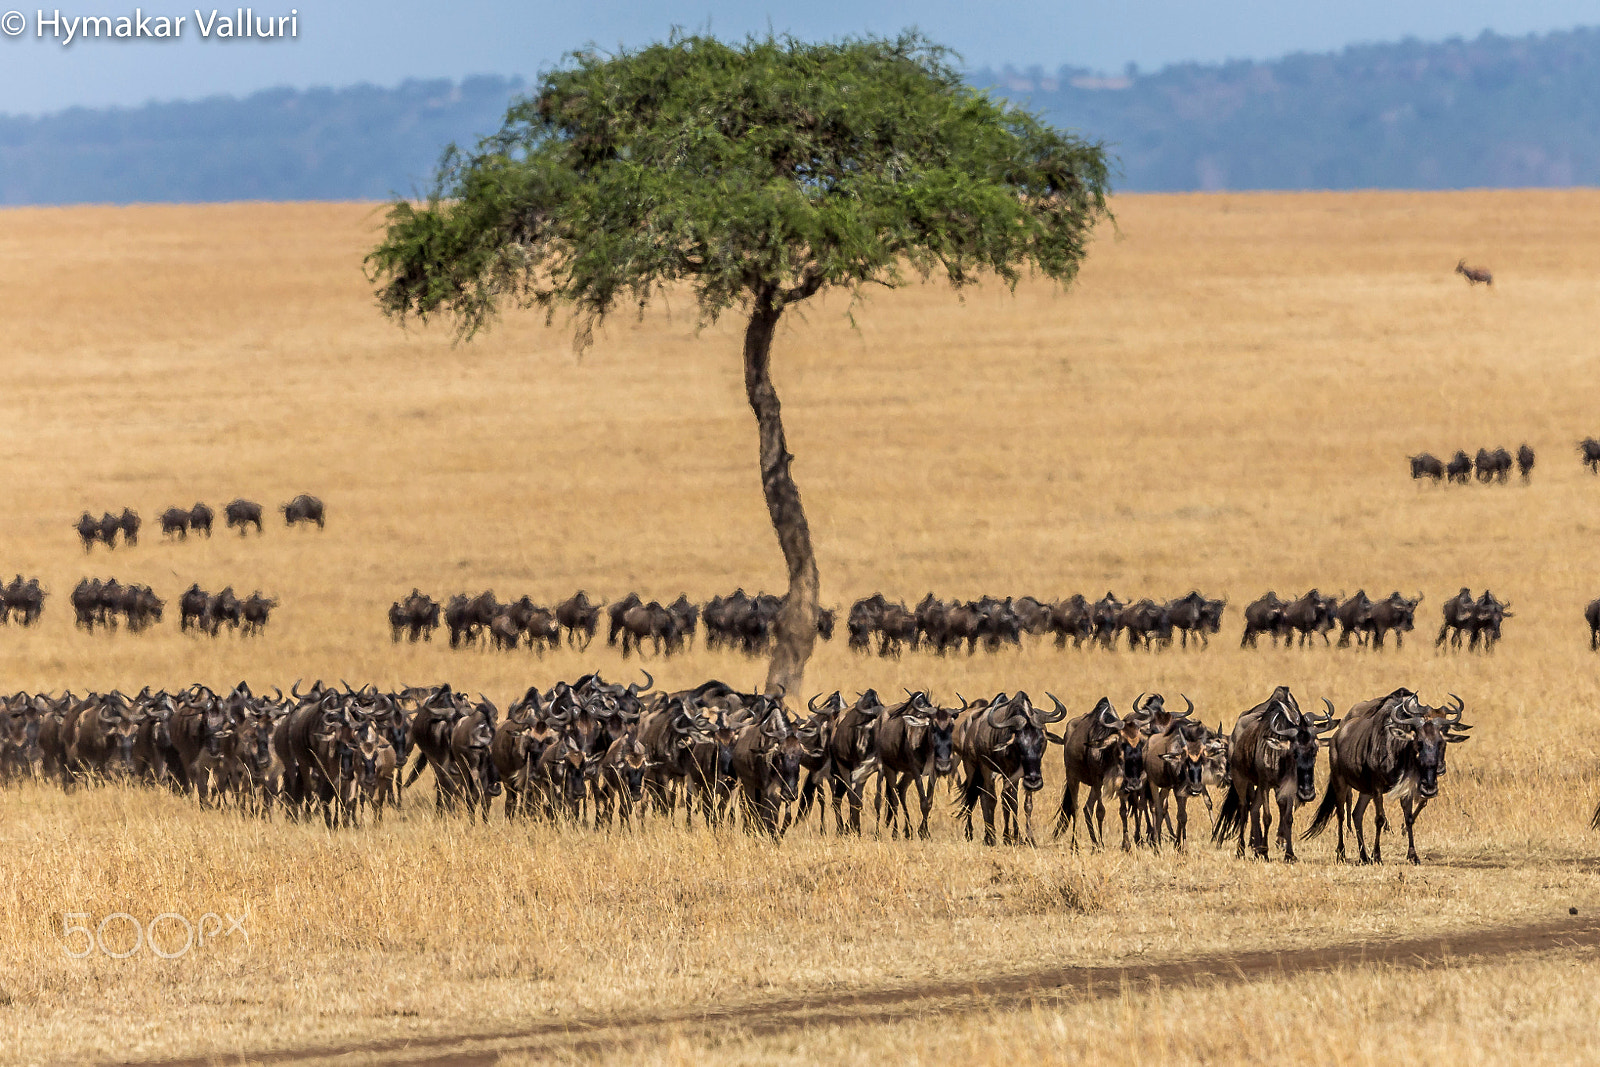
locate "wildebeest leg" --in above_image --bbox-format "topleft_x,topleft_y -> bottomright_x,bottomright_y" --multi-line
1021,786 -> 1036,846
1118,794 -> 1134,851
1053,778 -> 1078,842
914,773 -> 934,840
1086,791 -> 1106,849
1001,781 -> 1020,845
979,778 -> 998,846
1372,796 -> 1387,864
1401,796 -> 1428,864
1351,792 -> 1371,863
1434,623 -> 1449,648
1275,785 -> 1297,862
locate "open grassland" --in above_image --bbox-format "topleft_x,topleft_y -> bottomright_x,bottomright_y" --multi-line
2,192 -> 1600,1063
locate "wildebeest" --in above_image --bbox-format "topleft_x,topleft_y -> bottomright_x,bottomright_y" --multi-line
1586,597 -> 1600,651
873,692 -> 954,840
1166,591 -> 1223,649
241,592 -> 277,636
1468,590 -> 1510,651
1240,592 -> 1288,649
1335,591 -> 1373,648
202,587 -> 242,636
824,690 -> 885,834
1092,592 -> 1124,649
188,502 -> 214,537
1212,686 -> 1336,862
1367,591 -> 1423,649
1474,447 -> 1512,484
1580,438 -> 1600,475
555,591 -> 601,649
389,589 -> 440,642
1143,710 -> 1227,849
1,575 -> 46,627
117,508 -> 140,546
955,691 -> 1065,846
225,499 -> 264,535
159,507 -> 191,539
729,698 -> 806,837
1408,453 -> 1444,482
281,494 -> 325,529
1305,690 -> 1470,864
1281,589 -> 1338,647
1445,450 -> 1473,484
75,512 -> 104,552
1118,598 -> 1172,650
1435,587 -> 1476,650
1046,594 -> 1092,649
1455,259 -> 1492,286
179,584 -> 209,632
1516,444 -> 1535,482
445,591 -> 498,648
1052,696 -> 1130,848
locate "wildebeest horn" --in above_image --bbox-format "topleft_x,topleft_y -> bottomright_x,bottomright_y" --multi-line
1040,694 -> 1068,723
1094,698 -> 1119,729
290,679 -> 304,699
627,671 -> 653,695
808,693 -> 821,714
1180,694 -> 1195,718
985,699 -> 1012,727
1132,692 -> 1148,713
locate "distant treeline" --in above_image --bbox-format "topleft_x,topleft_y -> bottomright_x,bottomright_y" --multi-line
6,26 -> 1600,204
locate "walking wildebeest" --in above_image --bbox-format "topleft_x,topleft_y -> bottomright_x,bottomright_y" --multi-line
555,591 -> 601,649
118,508 -> 141,546
241,592 -> 277,636
1367,591 -> 1422,649
873,692 -> 954,840
188,502 -> 214,537
1305,690 -> 1470,864
179,584 -> 209,632
955,691 -> 1065,846
225,499 -> 264,535
1052,696 -> 1131,848
1435,587 -> 1477,650
730,699 -> 806,837
75,512 -> 103,552
1445,450 -> 1473,484
281,494 -> 325,529
160,507 -> 191,539
1282,589 -> 1337,647
1580,438 -> 1600,475
1240,592 -> 1288,648
1517,443 -> 1535,482
1455,259 -> 1492,286
1212,686 -> 1336,862
1335,591 -> 1373,648
1408,453 -> 1444,482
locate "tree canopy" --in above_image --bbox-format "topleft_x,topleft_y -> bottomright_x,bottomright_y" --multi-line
368,31 -> 1111,341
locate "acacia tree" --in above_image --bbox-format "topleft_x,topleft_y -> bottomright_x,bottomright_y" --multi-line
367,32 -> 1111,696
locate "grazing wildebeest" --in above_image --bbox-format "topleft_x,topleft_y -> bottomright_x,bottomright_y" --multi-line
1335,591 -> 1373,648
179,584 -> 209,632
1240,592 -> 1288,648
159,507 -> 191,539
188,502 -> 214,537
955,691 -> 1065,846
873,692 -> 954,840
1445,450 -> 1473,484
1580,438 -> 1600,475
1212,686 -> 1336,862
225,499 -> 264,535
1517,444 -> 1535,482
1367,591 -> 1423,649
1408,453 -> 1444,482
1455,259 -> 1492,286
1305,689 -> 1469,865
241,592 -> 277,636
555,591 -> 601,649
281,494 -> 325,529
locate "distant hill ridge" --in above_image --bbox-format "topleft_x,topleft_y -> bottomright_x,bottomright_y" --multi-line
3,25 -> 1599,204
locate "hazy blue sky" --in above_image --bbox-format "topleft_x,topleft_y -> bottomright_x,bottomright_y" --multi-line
0,1 -> 1594,114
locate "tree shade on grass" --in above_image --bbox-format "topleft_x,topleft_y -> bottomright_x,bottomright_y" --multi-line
367,31 -> 1113,695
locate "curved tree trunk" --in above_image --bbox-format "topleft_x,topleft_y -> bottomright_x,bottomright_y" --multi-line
743,296 -> 820,698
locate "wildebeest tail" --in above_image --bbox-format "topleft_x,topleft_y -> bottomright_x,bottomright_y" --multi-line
955,770 -> 982,817
1211,783 -> 1244,845
1592,798 -> 1600,832
1053,784 -> 1077,837
1303,783 -> 1340,840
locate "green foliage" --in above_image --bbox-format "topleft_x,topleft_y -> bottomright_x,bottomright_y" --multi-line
367,32 -> 1111,343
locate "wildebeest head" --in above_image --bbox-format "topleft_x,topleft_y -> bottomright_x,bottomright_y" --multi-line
1266,695 -> 1335,803
1162,736 -> 1209,798
1114,724 -> 1147,796
1390,694 -> 1470,799
985,692 -> 1062,792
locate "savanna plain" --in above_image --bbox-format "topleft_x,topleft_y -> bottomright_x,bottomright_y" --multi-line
3,192 -> 1600,1065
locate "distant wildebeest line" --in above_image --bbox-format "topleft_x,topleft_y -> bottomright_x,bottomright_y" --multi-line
64,580 -> 276,637
0,678 -> 1485,864
1409,445 -> 1529,484
1455,259 -> 1492,286
178,584 -> 277,637
1241,590 -> 1423,651
77,496 -> 324,546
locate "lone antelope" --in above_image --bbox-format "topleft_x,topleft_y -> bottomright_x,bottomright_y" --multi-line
1455,259 -> 1492,286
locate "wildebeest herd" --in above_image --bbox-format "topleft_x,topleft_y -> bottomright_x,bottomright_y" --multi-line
382,587 -> 1524,655
178,585 -> 278,637
60,580 -> 276,637
0,675 -> 1495,865
77,495 -> 325,549
1408,445 -> 1532,484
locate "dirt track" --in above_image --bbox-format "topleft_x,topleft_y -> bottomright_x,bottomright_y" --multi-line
135,911 -> 1600,1066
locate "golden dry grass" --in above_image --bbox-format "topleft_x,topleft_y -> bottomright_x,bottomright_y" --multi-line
2,192 -> 1600,1063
